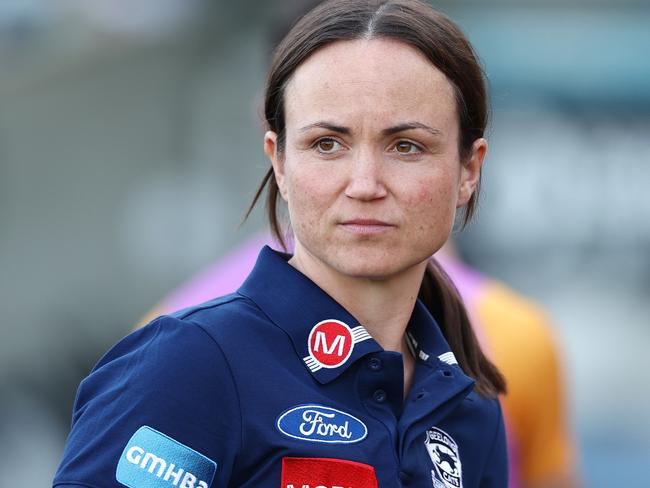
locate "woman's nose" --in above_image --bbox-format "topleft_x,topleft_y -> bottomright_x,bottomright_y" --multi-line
344,149 -> 388,201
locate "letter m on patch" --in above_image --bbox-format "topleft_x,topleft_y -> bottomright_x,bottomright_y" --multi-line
314,331 -> 346,356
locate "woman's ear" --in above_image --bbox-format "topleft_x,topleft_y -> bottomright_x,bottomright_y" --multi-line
457,138 -> 487,207
264,131 -> 288,201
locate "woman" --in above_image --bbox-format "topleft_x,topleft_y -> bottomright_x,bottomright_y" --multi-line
54,1 -> 507,487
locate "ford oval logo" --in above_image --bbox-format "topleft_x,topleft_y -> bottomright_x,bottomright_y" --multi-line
276,404 -> 367,444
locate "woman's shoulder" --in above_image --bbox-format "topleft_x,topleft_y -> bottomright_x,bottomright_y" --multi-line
168,291 -> 261,323
142,291 -> 274,346
455,391 -> 508,483
465,389 -> 504,425
90,292 -> 265,377
451,388 -> 505,449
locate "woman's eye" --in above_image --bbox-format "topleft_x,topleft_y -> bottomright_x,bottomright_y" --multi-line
315,138 -> 341,154
393,141 -> 421,154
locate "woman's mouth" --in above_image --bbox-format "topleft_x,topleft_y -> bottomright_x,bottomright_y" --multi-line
339,219 -> 395,235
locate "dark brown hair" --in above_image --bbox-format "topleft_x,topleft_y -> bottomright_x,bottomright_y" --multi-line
248,0 -> 505,396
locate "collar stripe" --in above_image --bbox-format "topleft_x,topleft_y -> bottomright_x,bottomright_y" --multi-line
304,357 -> 322,372
438,352 -> 458,365
351,326 -> 372,342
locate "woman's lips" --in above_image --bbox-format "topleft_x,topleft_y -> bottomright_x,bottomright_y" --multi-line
339,219 -> 395,235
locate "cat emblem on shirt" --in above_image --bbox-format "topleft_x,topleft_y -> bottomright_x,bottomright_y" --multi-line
425,427 -> 462,488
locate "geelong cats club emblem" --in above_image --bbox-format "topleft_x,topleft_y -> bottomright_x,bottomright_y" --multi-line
425,427 -> 462,488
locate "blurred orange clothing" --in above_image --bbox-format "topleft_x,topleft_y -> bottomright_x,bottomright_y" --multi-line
472,279 -> 577,486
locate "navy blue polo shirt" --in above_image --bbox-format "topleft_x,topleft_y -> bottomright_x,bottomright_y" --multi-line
54,246 -> 507,488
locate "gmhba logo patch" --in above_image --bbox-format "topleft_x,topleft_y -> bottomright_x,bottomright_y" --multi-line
116,426 -> 217,488
425,427 -> 462,488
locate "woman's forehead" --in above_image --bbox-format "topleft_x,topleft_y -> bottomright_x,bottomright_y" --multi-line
283,38 -> 457,129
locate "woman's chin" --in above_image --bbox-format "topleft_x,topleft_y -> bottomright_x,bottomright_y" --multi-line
326,248 -> 430,283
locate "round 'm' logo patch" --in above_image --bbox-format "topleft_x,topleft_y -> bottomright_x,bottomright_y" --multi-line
425,427 -> 463,488
302,320 -> 372,372
308,320 -> 354,368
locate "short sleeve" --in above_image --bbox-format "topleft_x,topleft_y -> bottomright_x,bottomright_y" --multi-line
53,316 -> 241,488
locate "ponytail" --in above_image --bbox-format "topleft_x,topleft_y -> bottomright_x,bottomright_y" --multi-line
419,259 -> 506,397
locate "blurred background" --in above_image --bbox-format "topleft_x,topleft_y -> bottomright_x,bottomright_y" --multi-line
0,0 -> 648,486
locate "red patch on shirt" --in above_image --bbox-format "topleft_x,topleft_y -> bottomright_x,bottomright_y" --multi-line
308,320 -> 354,368
281,457 -> 378,488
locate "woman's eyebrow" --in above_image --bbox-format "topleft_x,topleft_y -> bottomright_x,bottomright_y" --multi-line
382,122 -> 442,137
298,121 -> 351,134
297,121 -> 441,137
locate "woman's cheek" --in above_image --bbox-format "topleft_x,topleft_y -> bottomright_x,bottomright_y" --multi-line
409,179 -> 447,207
410,180 -> 457,231
287,176 -> 331,232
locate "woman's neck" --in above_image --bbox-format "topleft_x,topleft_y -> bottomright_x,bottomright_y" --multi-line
289,247 -> 427,355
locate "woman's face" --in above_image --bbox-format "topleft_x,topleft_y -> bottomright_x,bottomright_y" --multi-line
265,38 -> 485,281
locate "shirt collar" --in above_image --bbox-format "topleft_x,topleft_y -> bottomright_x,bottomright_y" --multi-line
237,246 -> 382,384
238,246 -> 468,384
406,299 -> 464,372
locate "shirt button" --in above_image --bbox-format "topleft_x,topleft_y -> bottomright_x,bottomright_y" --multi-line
368,357 -> 382,371
399,470 -> 412,483
373,389 -> 387,403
